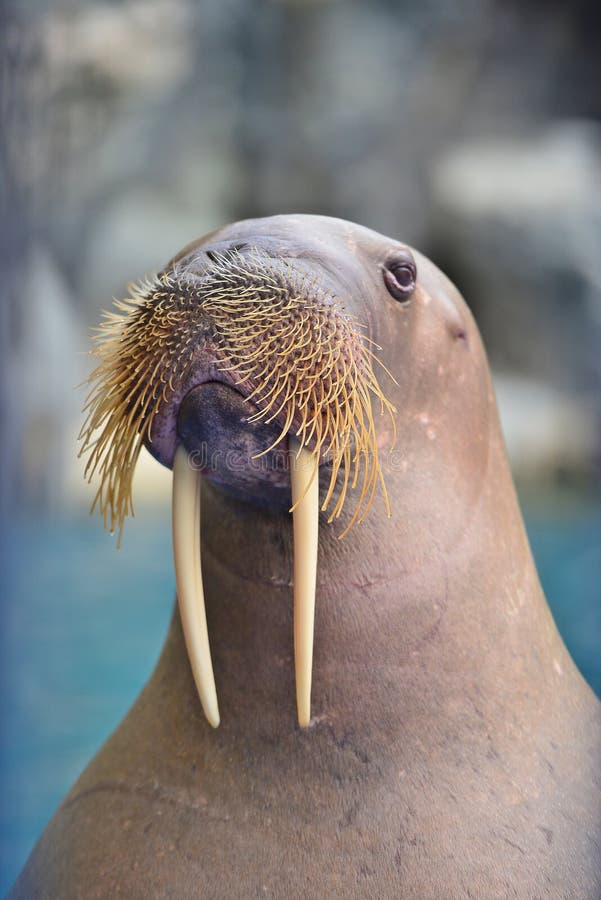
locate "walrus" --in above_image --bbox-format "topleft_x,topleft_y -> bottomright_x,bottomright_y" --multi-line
10,215 -> 600,898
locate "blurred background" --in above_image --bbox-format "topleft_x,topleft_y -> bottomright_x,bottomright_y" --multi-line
1,0 -> 600,892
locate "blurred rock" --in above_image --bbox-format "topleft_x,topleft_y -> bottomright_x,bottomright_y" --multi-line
18,247 -> 88,511
494,372 -> 599,484
42,0 -> 193,99
80,184 -> 224,313
430,120 -> 601,394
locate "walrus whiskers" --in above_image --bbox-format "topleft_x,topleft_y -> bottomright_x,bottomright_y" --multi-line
79,248 -> 396,726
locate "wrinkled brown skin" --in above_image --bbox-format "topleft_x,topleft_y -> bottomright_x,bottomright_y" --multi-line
11,216 -> 600,898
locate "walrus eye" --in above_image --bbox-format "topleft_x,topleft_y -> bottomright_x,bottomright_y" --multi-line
384,257 -> 416,302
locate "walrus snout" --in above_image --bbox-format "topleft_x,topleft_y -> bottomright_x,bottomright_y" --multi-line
177,381 -> 292,510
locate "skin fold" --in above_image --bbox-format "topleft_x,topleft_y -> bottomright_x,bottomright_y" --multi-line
10,216 -> 600,899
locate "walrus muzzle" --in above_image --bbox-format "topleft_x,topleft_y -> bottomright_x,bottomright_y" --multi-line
79,247 -> 395,728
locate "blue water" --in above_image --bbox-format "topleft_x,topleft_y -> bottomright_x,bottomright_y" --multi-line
0,499 -> 599,894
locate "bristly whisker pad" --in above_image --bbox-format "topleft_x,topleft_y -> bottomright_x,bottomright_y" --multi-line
78,247 -> 397,543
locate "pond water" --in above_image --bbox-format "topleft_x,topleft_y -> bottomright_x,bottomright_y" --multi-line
0,496 -> 599,894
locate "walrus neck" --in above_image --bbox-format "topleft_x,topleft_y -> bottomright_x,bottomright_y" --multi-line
156,448 -> 573,739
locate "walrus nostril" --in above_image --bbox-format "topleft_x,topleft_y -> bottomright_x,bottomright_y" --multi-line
206,243 -> 249,263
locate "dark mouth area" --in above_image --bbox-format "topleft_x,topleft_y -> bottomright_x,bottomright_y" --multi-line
176,381 -> 298,511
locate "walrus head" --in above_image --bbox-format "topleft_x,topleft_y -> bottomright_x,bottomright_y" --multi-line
80,214 -> 471,729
